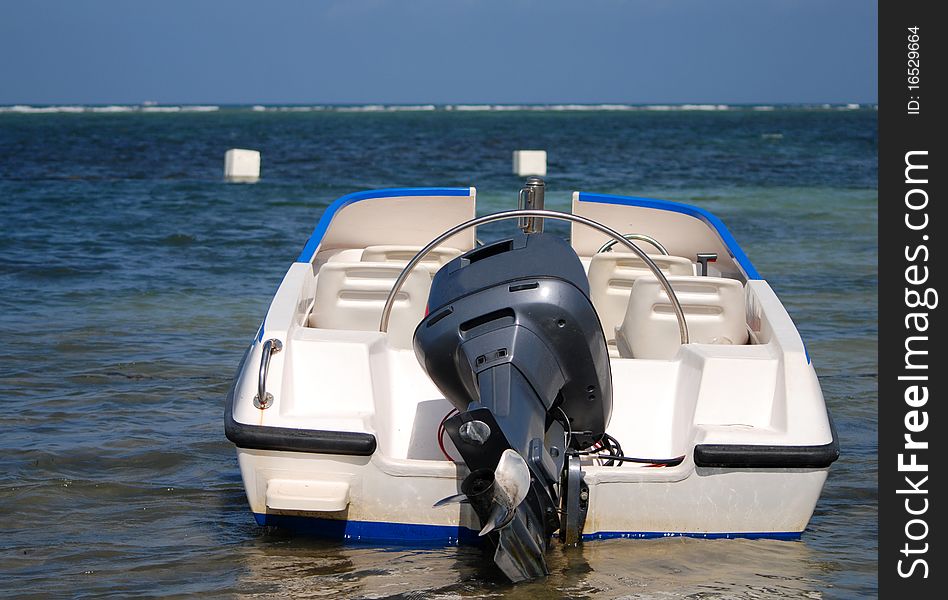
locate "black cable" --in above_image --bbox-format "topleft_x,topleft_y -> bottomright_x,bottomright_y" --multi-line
594,432 -> 623,466
602,433 -> 624,459
569,433 -> 683,467
590,454 -> 686,467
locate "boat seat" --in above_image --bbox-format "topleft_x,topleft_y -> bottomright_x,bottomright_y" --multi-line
309,261 -> 431,349
616,275 -> 749,359
588,253 -> 695,349
361,245 -> 462,279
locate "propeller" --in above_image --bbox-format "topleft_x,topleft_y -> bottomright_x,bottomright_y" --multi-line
433,448 -> 532,536
478,449 -> 530,535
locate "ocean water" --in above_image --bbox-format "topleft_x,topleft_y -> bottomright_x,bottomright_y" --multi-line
0,107 -> 877,598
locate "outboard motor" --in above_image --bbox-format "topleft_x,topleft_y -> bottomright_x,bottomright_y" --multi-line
413,229 -> 613,581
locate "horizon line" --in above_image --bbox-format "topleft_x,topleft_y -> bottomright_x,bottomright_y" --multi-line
1,101 -> 879,115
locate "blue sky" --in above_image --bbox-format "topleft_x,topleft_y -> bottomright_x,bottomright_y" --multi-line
1,0 -> 877,104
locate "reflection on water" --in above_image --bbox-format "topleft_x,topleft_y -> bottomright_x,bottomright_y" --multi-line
233,534 -> 829,598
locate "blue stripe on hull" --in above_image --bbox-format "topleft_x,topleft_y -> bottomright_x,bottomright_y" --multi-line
582,530 -> 802,541
252,514 -> 801,544
253,513 -> 481,545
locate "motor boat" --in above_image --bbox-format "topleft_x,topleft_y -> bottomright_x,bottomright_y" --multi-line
225,179 -> 839,581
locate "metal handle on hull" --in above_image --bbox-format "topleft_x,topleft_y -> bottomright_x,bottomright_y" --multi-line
596,233 -> 670,256
378,209 -> 690,345
254,338 -> 283,409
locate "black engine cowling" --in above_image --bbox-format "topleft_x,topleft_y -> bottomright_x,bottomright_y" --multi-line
413,232 -> 612,581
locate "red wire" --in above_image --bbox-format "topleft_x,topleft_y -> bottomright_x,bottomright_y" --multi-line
437,408 -> 459,462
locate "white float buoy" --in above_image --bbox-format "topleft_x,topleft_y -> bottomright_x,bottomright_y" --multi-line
512,150 -> 547,177
224,148 -> 261,182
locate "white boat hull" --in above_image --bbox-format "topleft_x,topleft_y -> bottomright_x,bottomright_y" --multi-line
236,447 -> 828,541
227,187 -> 838,546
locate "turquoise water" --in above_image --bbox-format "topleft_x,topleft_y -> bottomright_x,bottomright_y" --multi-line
0,107 -> 876,597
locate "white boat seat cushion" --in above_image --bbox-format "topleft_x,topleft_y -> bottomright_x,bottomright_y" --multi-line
616,275 -> 749,359
588,253 -> 695,343
360,245 -> 462,279
309,261 -> 430,349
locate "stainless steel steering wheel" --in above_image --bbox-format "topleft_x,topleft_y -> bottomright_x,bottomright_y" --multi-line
596,233 -> 669,255
378,209 -> 689,345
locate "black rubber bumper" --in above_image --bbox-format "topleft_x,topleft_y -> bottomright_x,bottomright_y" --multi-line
693,413 -> 840,469
223,352 -> 377,456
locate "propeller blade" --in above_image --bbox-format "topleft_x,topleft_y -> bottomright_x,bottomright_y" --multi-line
494,449 -> 530,508
479,502 -> 514,536
432,493 -> 470,508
